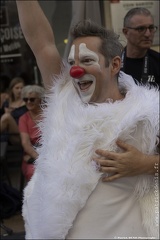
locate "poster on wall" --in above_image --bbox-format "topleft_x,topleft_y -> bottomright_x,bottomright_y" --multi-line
0,4 -> 24,64
0,1 -> 40,84
109,0 -> 159,46
0,0 -> 72,84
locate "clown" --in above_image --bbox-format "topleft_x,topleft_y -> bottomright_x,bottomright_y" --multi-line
69,40 -> 123,104
16,1 -> 159,239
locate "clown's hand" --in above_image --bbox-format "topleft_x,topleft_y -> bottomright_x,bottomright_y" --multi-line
94,140 -> 159,182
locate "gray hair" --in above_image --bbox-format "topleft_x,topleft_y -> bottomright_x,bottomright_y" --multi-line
70,19 -> 123,67
21,85 -> 45,99
123,7 -> 153,27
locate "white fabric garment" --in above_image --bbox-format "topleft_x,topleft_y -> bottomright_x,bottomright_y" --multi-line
67,177 -> 147,239
22,70 -> 159,239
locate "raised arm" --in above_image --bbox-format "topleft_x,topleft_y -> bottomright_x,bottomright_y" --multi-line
16,0 -> 62,89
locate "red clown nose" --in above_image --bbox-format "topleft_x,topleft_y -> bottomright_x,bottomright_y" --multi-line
70,66 -> 85,78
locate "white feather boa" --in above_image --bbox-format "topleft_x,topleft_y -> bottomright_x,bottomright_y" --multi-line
22,71 -> 159,239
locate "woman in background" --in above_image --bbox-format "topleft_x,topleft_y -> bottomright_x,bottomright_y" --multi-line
19,85 -> 45,181
0,77 -> 27,144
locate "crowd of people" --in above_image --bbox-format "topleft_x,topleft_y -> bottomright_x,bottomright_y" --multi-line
1,2 -> 159,239
15,1 -> 159,239
0,75 -> 45,181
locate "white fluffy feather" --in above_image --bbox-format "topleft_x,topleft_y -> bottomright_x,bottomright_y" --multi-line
22,71 -> 159,239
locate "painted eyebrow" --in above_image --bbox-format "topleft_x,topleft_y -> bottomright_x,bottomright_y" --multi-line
81,54 -> 95,58
68,54 -> 97,61
79,54 -> 98,59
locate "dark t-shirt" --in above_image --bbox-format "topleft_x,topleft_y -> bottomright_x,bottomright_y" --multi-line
2,100 -> 28,124
0,102 -> 28,142
121,49 -> 160,87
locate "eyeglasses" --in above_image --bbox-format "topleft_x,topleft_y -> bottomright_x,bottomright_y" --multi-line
23,98 -> 38,103
126,25 -> 158,33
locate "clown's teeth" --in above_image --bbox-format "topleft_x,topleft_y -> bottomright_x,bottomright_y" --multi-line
79,81 -> 92,90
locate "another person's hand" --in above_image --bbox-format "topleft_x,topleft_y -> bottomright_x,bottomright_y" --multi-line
24,155 -> 35,164
94,140 -> 159,182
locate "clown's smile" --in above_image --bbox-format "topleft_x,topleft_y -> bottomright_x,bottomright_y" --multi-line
78,80 -> 93,91
72,74 -> 96,103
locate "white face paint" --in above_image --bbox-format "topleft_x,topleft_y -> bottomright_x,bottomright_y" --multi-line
79,43 -> 100,66
72,74 -> 96,103
68,43 -> 101,103
68,45 -> 75,64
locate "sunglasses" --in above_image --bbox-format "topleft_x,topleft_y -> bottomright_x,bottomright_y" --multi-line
23,98 -> 38,103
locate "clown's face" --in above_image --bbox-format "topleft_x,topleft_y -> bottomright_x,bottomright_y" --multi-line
68,36 -> 117,103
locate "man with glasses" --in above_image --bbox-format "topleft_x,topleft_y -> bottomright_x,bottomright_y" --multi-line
121,7 -> 159,87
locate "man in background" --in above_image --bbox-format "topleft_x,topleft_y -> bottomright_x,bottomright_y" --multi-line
121,7 -> 159,87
